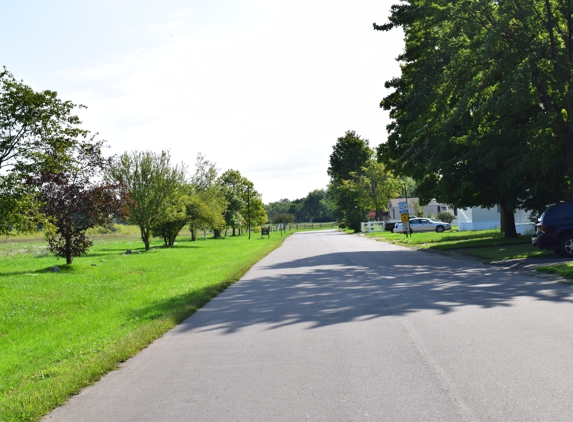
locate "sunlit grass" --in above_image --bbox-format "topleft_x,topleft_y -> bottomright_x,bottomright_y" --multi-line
536,263 -> 573,279
0,230 -> 291,421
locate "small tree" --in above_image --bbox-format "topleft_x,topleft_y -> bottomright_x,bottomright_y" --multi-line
272,213 -> 295,225
408,199 -> 423,217
38,139 -> 125,264
151,193 -> 188,246
246,196 -> 268,228
187,154 -> 226,240
346,159 -> 401,220
219,169 -> 249,236
106,150 -> 186,250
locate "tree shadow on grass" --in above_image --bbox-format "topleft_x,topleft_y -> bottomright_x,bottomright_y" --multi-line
0,265 -> 80,276
125,282 -> 233,325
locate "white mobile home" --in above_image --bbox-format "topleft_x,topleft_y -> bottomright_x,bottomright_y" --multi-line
456,206 -> 535,235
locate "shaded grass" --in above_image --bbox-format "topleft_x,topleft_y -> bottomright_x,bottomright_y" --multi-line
447,244 -> 556,261
366,228 -> 527,246
0,232 -> 289,421
365,229 -> 554,261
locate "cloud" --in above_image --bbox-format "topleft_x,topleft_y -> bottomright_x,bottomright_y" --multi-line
54,0 -> 403,202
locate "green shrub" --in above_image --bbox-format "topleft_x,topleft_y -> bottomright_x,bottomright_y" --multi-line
436,211 -> 455,223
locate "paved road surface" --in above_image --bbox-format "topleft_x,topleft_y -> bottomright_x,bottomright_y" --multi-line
44,230 -> 573,421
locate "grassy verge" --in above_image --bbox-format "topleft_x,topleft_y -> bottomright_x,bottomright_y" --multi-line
536,263 -> 573,280
364,228 -> 555,261
0,229 -> 293,421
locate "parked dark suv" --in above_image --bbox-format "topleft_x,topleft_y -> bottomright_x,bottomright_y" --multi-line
532,201 -> 573,257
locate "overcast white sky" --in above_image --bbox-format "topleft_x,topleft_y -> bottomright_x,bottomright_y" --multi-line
1,0 -> 404,203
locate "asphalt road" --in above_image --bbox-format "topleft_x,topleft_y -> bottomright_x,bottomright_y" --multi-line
44,230 -> 573,421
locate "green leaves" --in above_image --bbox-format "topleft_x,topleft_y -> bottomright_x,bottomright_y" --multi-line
0,68 -> 88,175
0,68 -> 91,236
106,150 -> 187,250
379,0 -> 570,219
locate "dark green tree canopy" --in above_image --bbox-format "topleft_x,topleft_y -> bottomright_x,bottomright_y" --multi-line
0,68 -> 91,236
0,67 -> 88,174
328,131 -> 373,232
328,130 -> 372,183
376,0 -> 571,237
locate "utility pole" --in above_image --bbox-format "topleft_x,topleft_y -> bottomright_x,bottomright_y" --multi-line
404,182 -> 409,238
247,186 -> 251,240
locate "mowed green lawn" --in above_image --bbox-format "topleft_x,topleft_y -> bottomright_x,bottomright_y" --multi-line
0,230 -> 290,422
364,228 -> 556,261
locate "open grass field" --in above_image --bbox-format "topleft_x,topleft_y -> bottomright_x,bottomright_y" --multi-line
0,226 -> 306,422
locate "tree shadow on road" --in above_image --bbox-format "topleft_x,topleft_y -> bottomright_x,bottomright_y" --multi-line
171,248 -> 573,335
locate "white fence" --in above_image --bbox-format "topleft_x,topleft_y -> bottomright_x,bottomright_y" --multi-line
361,221 -> 385,233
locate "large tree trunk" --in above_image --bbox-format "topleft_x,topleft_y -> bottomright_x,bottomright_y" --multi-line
190,223 -> 196,241
65,234 -> 72,265
566,128 -> 573,200
499,200 -> 518,238
139,226 -> 150,250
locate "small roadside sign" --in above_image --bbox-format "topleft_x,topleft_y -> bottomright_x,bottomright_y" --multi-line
401,213 -> 409,223
369,210 -> 376,219
398,201 -> 408,214
403,222 -> 410,232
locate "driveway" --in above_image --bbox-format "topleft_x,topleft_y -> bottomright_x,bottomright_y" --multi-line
44,230 -> 573,421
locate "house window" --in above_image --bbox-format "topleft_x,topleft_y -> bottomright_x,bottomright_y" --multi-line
437,206 -> 441,213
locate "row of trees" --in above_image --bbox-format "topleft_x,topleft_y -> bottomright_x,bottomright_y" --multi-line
0,68 -> 266,264
376,1 -> 573,237
107,151 -> 267,251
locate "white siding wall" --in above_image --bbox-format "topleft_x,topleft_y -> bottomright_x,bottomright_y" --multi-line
514,209 -> 532,224
456,208 -> 472,223
457,207 -> 499,231
515,209 -> 535,234
457,206 -> 535,233
472,207 -> 500,222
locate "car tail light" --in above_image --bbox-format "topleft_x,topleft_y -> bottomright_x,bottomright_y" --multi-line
540,224 -> 548,233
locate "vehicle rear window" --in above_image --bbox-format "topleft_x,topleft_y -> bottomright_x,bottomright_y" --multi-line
544,204 -> 573,221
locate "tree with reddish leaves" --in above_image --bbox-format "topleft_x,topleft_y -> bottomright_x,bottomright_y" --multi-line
37,138 -> 126,264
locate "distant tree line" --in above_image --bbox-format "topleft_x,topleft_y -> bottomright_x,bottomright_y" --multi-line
265,189 -> 336,224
